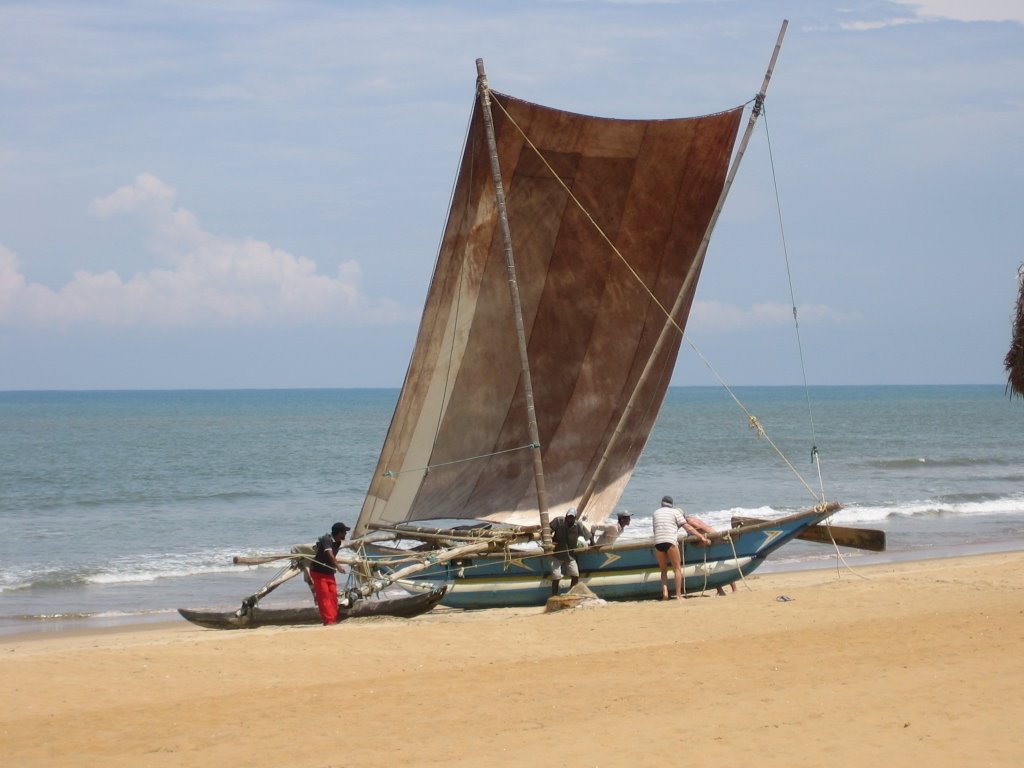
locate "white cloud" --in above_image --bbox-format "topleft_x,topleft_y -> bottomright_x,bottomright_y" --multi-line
891,1 -> 1024,24
841,17 -> 923,31
0,244 -> 28,311
0,174 -> 405,329
690,300 -> 858,332
91,173 -> 176,218
841,1 -> 1024,31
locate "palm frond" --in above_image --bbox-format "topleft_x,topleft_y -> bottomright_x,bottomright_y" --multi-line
1005,264 -> 1024,398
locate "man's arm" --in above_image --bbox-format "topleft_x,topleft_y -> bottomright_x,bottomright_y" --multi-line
685,515 -> 717,535
577,522 -> 590,543
325,549 -> 341,572
681,516 -> 711,545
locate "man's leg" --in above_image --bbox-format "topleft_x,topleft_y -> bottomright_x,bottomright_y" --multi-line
655,549 -> 669,599
311,571 -> 339,625
550,557 -> 563,596
322,577 -> 339,625
668,545 -> 683,599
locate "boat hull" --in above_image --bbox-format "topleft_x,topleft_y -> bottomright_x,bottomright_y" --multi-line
178,587 -> 446,629
393,506 -> 835,609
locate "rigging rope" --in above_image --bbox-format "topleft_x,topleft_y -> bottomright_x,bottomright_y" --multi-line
725,531 -> 751,591
432,102 -> 480,454
763,107 -> 826,502
824,519 -> 871,580
383,441 -> 540,478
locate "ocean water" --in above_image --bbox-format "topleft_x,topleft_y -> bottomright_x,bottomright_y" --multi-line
1,385 -> 1022,635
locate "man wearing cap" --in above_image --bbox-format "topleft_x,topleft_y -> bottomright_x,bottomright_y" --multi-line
548,507 -> 589,596
590,511 -> 631,546
310,522 -> 349,625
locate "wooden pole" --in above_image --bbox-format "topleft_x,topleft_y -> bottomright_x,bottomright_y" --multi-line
350,539 -> 500,597
236,538 -> 517,600
476,58 -> 553,550
732,515 -> 886,552
577,21 -> 789,519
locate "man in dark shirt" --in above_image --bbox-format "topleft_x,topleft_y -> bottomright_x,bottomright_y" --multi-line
310,522 -> 349,625
549,508 -> 589,596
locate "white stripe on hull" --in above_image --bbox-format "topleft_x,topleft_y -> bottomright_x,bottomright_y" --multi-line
399,556 -> 754,596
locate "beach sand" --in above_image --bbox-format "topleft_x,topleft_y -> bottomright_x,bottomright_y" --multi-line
2,552 -> 1022,767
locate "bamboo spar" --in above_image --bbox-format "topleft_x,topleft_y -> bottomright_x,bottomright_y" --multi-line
476,58 -> 553,551
577,20 -> 790,519
732,515 -> 886,552
349,539 -> 500,597
235,537 -> 522,602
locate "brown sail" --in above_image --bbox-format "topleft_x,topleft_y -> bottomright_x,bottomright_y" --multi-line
354,88 -> 743,535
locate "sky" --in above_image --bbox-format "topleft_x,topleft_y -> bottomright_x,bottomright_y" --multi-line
1,0 -> 1022,390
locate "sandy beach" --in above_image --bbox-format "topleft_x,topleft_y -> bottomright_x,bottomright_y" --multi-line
2,552 -> 1022,767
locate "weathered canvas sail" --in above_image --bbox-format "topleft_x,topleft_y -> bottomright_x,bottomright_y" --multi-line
354,88 -> 743,535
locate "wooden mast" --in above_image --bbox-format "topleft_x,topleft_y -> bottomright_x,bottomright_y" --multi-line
577,20 -> 790,519
476,58 -> 553,550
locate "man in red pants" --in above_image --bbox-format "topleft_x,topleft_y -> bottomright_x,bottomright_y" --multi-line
310,522 -> 349,625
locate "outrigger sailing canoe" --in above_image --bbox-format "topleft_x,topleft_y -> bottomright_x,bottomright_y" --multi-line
182,22 -> 882,622
330,21 -> 879,609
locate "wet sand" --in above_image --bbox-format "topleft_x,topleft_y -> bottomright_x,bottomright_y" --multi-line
2,552 -> 1022,767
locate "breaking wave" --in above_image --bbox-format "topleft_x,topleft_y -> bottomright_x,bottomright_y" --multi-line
0,547 -> 282,594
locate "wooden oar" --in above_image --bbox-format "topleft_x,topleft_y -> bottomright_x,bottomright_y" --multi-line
731,515 -> 886,552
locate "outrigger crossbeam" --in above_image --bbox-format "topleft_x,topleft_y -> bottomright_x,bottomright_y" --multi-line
229,525 -> 534,615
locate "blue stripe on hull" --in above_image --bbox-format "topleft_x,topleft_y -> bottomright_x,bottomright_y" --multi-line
394,508 -> 830,609
424,556 -> 758,608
